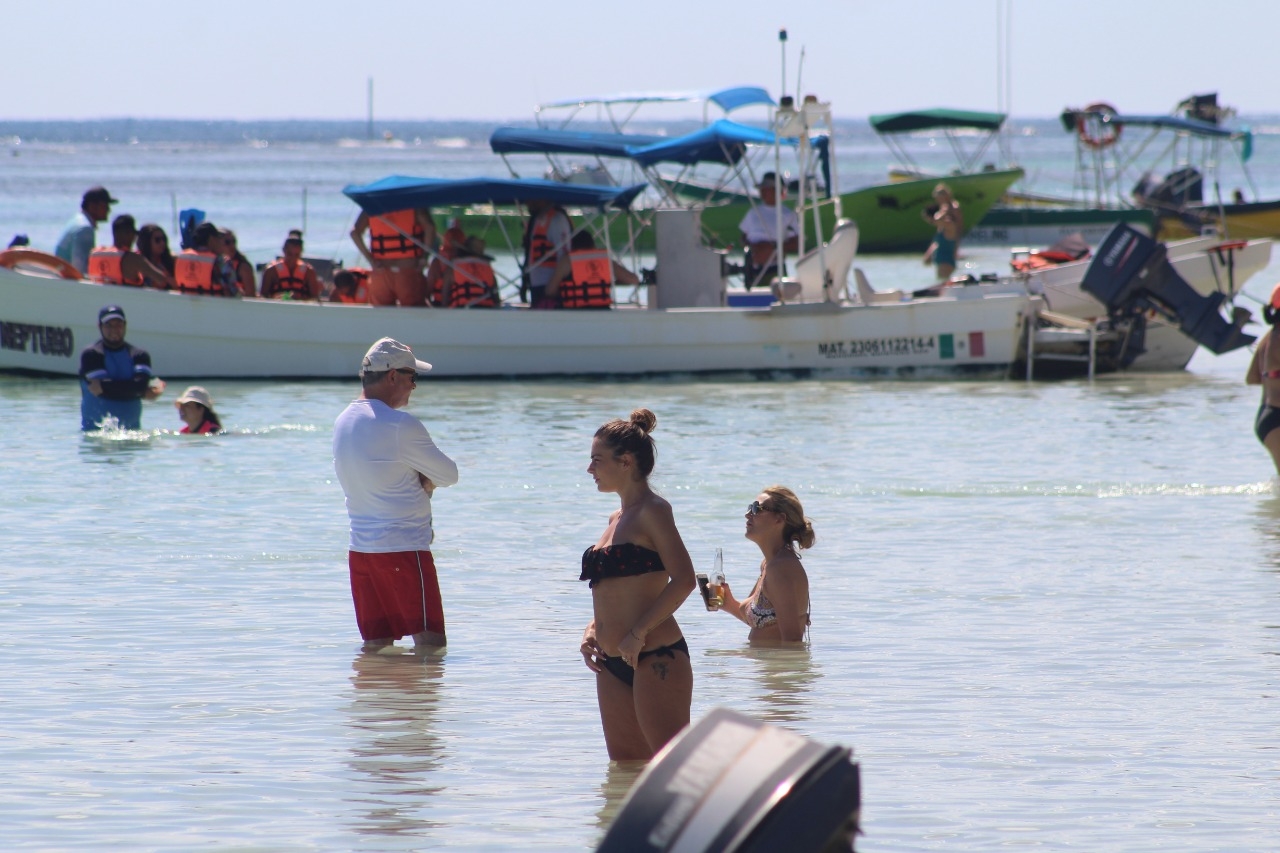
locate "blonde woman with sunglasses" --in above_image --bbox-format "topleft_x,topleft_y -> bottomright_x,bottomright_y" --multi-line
715,487 -> 813,643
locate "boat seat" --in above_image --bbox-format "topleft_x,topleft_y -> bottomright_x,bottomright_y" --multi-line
794,219 -> 859,302
853,268 -> 905,304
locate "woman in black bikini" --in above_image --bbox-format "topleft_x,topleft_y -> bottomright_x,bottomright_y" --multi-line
580,408 -> 696,760
716,486 -> 814,644
1246,284 -> 1280,475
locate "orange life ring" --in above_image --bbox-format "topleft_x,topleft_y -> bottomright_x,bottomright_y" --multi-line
0,248 -> 83,280
1076,102 -> 1122,150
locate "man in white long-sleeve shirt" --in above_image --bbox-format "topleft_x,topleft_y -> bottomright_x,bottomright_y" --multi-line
333,337 -> 459,652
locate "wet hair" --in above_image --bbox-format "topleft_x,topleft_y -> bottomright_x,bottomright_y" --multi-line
595,407 -> 657,478
761,485 -> 816,551
191,404 -> 221,429
570,230 -> 596,251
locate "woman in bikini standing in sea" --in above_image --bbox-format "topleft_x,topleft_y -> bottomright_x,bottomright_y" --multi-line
1246,284 -> 1280,475
579,408 -> 697,760
716,486 -> 814,644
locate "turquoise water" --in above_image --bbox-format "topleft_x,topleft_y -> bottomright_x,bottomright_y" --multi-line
2,129 -> 1280,850
3,356 -> 1279,850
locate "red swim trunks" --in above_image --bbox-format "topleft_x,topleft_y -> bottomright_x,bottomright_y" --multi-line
348,550 -> 445,641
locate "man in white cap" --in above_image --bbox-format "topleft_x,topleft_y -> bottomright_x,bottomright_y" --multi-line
332,337 -> 459,653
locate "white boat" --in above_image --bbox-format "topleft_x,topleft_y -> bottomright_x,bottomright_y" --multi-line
1013,233 -> 1270,371
0,168 -> 1050,380
0,258 -> 1039,381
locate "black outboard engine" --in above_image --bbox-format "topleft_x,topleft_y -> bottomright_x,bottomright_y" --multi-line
597,707 -> 861,853
1081,224 -> 1254,355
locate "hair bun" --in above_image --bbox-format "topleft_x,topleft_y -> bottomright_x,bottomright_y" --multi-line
629,407 -> 657,434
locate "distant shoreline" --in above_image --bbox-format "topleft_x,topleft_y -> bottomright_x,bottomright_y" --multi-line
3,115 -> 1278,146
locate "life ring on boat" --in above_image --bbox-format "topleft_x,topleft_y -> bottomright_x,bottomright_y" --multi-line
1076,102 -> 1122,150
0,248 -> 83,280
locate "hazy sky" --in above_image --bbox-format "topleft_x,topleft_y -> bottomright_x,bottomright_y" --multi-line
10,0 -> 1279,122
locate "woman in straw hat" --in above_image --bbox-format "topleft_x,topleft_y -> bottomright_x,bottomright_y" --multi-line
175,386 -> 223,434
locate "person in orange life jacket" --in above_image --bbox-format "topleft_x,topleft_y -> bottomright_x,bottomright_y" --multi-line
88,214 -> 176,289
220,228 -> 257,297
548,230 -> 638,309
330,268 -> 371,304
173,222 -> 241,296
443,236 -> 500,308
174,385 -> 223,435
425,221 -> 467,307
351,208 -> 437,307
522,198 -> 572,309
260,233 -> 321,299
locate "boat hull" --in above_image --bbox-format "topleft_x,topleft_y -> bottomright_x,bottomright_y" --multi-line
1157,198 -> 1280,241
692,169 -> 1025,255
0,268 -> 1035,380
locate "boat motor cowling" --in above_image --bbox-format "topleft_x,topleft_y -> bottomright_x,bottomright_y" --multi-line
1081,224 -> 1255,355
597,707 -> 861,853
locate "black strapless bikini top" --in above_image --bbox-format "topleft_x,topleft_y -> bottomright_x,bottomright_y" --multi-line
580,542 -> 665,588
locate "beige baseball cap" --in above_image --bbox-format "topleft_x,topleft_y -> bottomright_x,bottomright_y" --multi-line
360,337 -> 433,375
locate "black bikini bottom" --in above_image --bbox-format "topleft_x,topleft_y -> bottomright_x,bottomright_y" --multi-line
600,637 -> 689,688
1257,402 -> 1280,444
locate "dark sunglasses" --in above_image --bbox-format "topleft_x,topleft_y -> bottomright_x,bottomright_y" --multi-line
395,368 -> 417,386
747,501 -> 774,516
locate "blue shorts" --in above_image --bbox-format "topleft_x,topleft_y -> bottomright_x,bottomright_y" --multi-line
934,234 -> 957,267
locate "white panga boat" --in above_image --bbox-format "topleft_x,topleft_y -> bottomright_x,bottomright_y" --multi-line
0,175 -> 1043,380
1009,232 -> 1271,372
0,268 -> 1039,380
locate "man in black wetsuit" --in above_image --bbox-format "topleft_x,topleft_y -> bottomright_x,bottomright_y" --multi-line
78,304 -> 165,431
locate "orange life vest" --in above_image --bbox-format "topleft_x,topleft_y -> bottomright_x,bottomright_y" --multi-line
265,258 -> 314,299
449,257 -> 498,308
369,209 -> 425,260
173,249 -> 221,294
335,267 -> 370,304
524,207 -> 571,271
88,247 -> 143,286
560,248 -> 613,309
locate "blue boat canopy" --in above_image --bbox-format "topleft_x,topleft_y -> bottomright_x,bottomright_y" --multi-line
1108,114 -> 1238,139
537,86 -> 775,114
869,108 -> 1007,134
626,119 -> 785,167
343,176 -> 646,215
490,126 -> 668,158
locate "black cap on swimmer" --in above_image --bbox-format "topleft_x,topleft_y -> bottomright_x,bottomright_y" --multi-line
98,304 -> 126,324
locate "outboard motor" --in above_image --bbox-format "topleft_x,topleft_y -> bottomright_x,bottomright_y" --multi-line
597,707 -> 861,853
1081,224 -> 1254,355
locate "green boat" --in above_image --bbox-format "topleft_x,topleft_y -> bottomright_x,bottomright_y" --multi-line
666,167 -> 1023,254
484,100 -> 1023,255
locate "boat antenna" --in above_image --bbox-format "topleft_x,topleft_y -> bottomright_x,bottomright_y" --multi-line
366,77 -> 374,141
778,29 -> 788,102
795,46 -> 806,107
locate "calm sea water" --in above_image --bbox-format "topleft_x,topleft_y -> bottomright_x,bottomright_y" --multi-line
2,126 -> 1280,851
